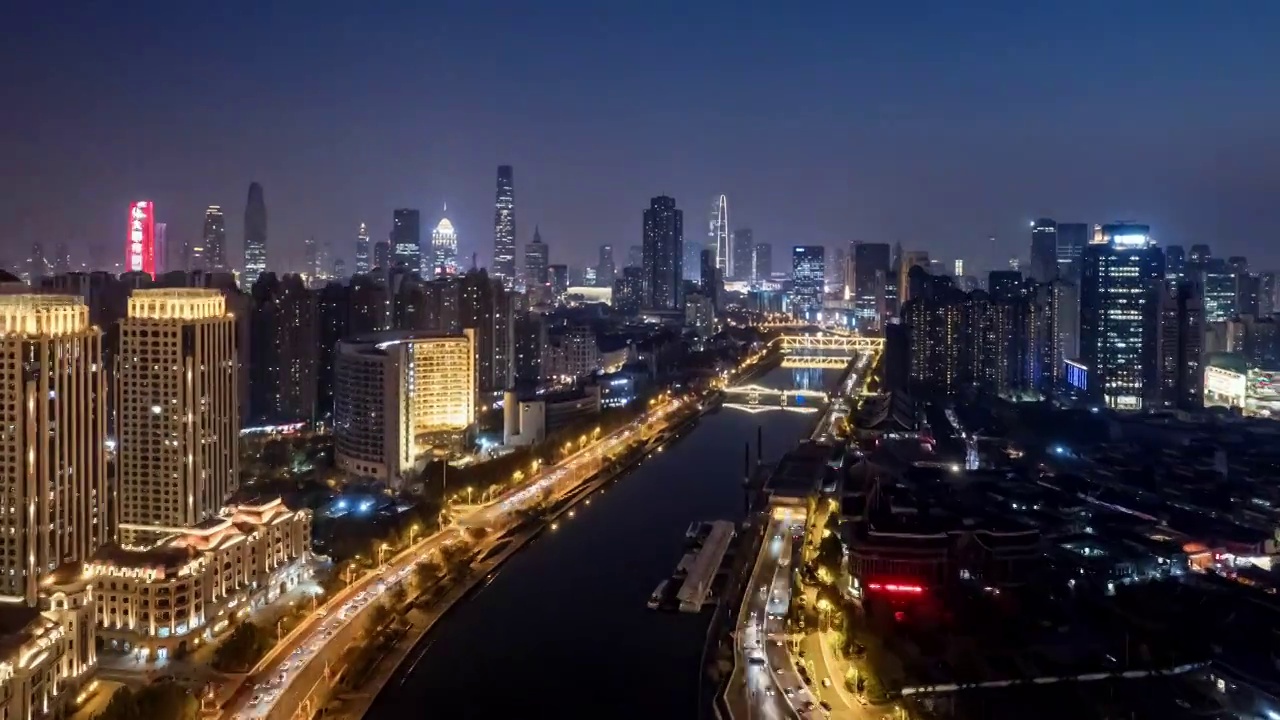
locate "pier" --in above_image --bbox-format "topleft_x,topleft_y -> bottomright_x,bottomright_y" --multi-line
676,520 -> 736,612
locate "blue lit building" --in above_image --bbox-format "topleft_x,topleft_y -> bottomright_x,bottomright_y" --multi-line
790,245 -> 825,320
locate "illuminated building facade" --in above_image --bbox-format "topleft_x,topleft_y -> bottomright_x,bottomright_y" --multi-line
191,206 -> 221,273
334,330 -> 475,484
524,226 -> 549,292
1029,218 -> 1058,281
116,290 -> 239,546
86,498 -> 311,661
355,222 -> 371,275
127,201 -> 156,277
431,213 -> 458,276
0,567 -> 97,720
1079,224 -> 1164,409
790,245 -> 825,319
492,165 -> 516,289
0,295 -> 110,604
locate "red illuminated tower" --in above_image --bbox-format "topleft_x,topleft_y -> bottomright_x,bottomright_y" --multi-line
127,201 -> 156,277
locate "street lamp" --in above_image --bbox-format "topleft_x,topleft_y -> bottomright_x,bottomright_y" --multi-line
408,524 -> 422,545
378,542 -> 391,565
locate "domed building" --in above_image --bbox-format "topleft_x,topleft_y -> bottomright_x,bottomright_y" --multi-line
431,206 -> 458,276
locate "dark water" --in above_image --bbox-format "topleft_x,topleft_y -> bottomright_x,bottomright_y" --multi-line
367,366 -> 835,719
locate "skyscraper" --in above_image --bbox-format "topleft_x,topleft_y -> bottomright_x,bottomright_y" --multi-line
643,196 -> 684,311
683,239 -> 704,282
493,165 -> 517,288
251,274 -> 318,424
152,225 -> 165,274
898,251 -> 930,306
791,246 -> 825,319
373,239 -> 391,270
116,289 -> 239,545
243,182 -> 267,278
1079,224 -> 1164,410
127,200 -> 157,277
753,242 -> 773,283
524,227 -> 549,287
1055,222 -> 1089,282
1029,218 -> 1058,281
1156,280 -> 1203,410
732,228 -> 753,281
26,241 -> 45,283
0,294 -> 109,602
597,245 -> 616,288
391,209 -> 422,271
355,222 -> 371,274
432,209 -> 458,276
304,235 -> 318,277
710,195 -> 729,275
1164,244 -> 1185,282
852,242 -> 890,324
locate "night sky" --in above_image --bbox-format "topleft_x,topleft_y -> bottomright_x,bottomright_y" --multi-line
5,1 -> 1280,275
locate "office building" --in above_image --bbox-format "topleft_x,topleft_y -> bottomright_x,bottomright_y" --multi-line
753,242 -> 773,283
1079,224 -> 1164,410
731,228 -> 753,281
390,208 -> 422,271
524,226 -> 549,290
548,264 -> 569,299
243,182 -> 267,278
596,244 -> 615,288
1056,222 -> 1089,281
0,294 -> 109,602
373,240 -> 391,271
642,196 -> 684,311
791,246 -> 825,319
333,330 -> 475,484
355,223 -> 371,275
1029,218 -> 1058,281
898,251 -> 930,306
1164,245 -> 1185,282
432,210 -> 458,276
710,195 -> 729,276
493,165 -> 517,288
117,289 -> 239,545
1202,259 -> 1237,322
853,242 -> 891,325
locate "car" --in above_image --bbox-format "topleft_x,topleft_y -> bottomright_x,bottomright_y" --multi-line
819,700 -> 832,712
822,677 -> 832,688
784,687 -> 795,697
250,695 -> 263,706
765,687 -> 776,696
775,667 -> 784,674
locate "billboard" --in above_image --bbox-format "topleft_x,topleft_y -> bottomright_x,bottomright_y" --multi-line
128,201 -> 156,277
1204,366 -> 1246,408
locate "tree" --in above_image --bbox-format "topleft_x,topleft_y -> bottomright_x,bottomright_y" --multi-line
97,682 -> 197,720
364,600 -> 394,639
212,622 -> 270,673
413,560 -> 442,590
387,583 -> 408,608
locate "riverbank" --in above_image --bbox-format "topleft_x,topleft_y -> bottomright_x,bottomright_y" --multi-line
338,402 -> 708,718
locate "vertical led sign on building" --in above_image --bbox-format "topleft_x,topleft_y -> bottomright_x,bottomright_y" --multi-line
128,201 -> 156,277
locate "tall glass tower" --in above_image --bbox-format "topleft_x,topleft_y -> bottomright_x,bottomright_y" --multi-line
354,222 -> 370,274
642,196 -> 684,311
243,182 -> 267,279
710,195 -> 729,275
391,209 -> 421,271
493,165 -> 516,288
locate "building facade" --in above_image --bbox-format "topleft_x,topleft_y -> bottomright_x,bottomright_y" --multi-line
116,289 -> 239,545
642,196 -> 684,312
492,165 -> 517,289
790,245 -> 825,319
391,209 -> 422,272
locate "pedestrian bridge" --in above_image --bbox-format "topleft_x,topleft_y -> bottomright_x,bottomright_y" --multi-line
723,383 -> 828,407
774,335 -> 885,354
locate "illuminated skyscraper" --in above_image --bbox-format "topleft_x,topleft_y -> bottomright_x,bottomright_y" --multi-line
710,195 -> 729,275
0,294 -> 109,602
643,196 -> 684,311
373,239 -> 391,270
126,201 -> 157,277
1080,224 -> 1164,410
731,228 -> 753,281
391,209 -> 422,271
355,222 -> 371,274
432,207 -> 458,276
116,289 -> 239,545
524,227 -> 548,287
596,244 -> 615,288
243,182 -> 267,279
493,165 -> 516,288
1029,218 -> 1058,281
791,246 -> 825,319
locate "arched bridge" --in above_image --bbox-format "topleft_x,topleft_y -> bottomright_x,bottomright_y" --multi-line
723,383 -> 829,407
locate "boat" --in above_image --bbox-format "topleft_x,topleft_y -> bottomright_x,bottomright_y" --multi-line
648,580 -> 669,609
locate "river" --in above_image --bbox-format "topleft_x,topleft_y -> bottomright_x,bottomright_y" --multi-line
366,365 -> 838,719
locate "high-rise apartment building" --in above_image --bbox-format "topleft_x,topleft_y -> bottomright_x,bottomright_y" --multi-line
1156,281 -> 1204,410
791,246 -> 825,319
0,295 -> 109,602
493,166 -> 517,288
710,195 -> 729,276
333,330 -> 474,484
1079,224 -> 1164,410
642,196 -> 684,311
898,251 -> 930,306
627,245 -> 643,269
852,242 -> 890,325
682,240 -> 704,282
391,209 -> 422,272
251,274 -> 317,424
355,223 -> 371,275
116,289 -> 238,545
243,182 -> 267,279
1034,279 -> 1079,391
432,211 -> 458,277
732,228 -> 753,281
596,245 -> 616,288
459,270 -> 514,394
1164,245 -> 1186,282
1029,218 -> 1058,281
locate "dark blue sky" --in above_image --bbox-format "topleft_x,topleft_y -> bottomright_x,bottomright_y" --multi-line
5,1 -> 1280,275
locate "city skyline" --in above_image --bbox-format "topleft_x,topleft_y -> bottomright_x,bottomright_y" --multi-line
5,5 -> 1280,275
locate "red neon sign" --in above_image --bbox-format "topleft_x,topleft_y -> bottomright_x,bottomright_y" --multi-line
128,201 -> 156,277
866,583 -> 924,594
